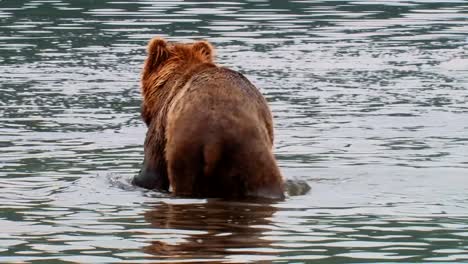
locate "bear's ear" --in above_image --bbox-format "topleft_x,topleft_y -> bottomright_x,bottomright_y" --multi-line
146,37 -> 169,70
192,40 -> 214,61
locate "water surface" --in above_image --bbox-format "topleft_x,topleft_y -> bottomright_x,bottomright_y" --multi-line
1,0 -> 467,263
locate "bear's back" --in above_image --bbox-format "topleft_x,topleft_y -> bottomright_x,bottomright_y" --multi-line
189,67 -> 264,100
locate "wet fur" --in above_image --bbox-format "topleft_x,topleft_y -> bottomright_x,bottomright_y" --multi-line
133,37 -> 284,200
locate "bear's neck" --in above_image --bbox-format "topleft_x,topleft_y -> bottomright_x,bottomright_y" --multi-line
164,62 -> 216,94
146,62 -> 216,123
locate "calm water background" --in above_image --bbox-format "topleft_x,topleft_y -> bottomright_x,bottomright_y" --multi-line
1,0 -> 468,263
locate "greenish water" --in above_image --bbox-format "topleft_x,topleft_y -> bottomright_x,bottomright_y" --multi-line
0,0 -> 467,263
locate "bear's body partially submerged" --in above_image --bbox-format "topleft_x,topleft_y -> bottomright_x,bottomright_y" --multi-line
133,37 -> 284,200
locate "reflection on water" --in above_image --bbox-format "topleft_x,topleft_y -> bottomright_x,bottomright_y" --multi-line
1,0 -> 468,263
143,201 -> 277,263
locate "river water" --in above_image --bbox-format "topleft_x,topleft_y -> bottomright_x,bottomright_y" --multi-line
1,0 -> 467,263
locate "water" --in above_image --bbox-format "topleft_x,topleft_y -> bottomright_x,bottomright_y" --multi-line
1,0 -> 467,263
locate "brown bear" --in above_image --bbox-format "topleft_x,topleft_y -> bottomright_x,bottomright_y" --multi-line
132,37 -> 284,200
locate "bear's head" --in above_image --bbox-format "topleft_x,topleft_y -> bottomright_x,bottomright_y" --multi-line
142,37 -> 215,92
140,37 -> 215,125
